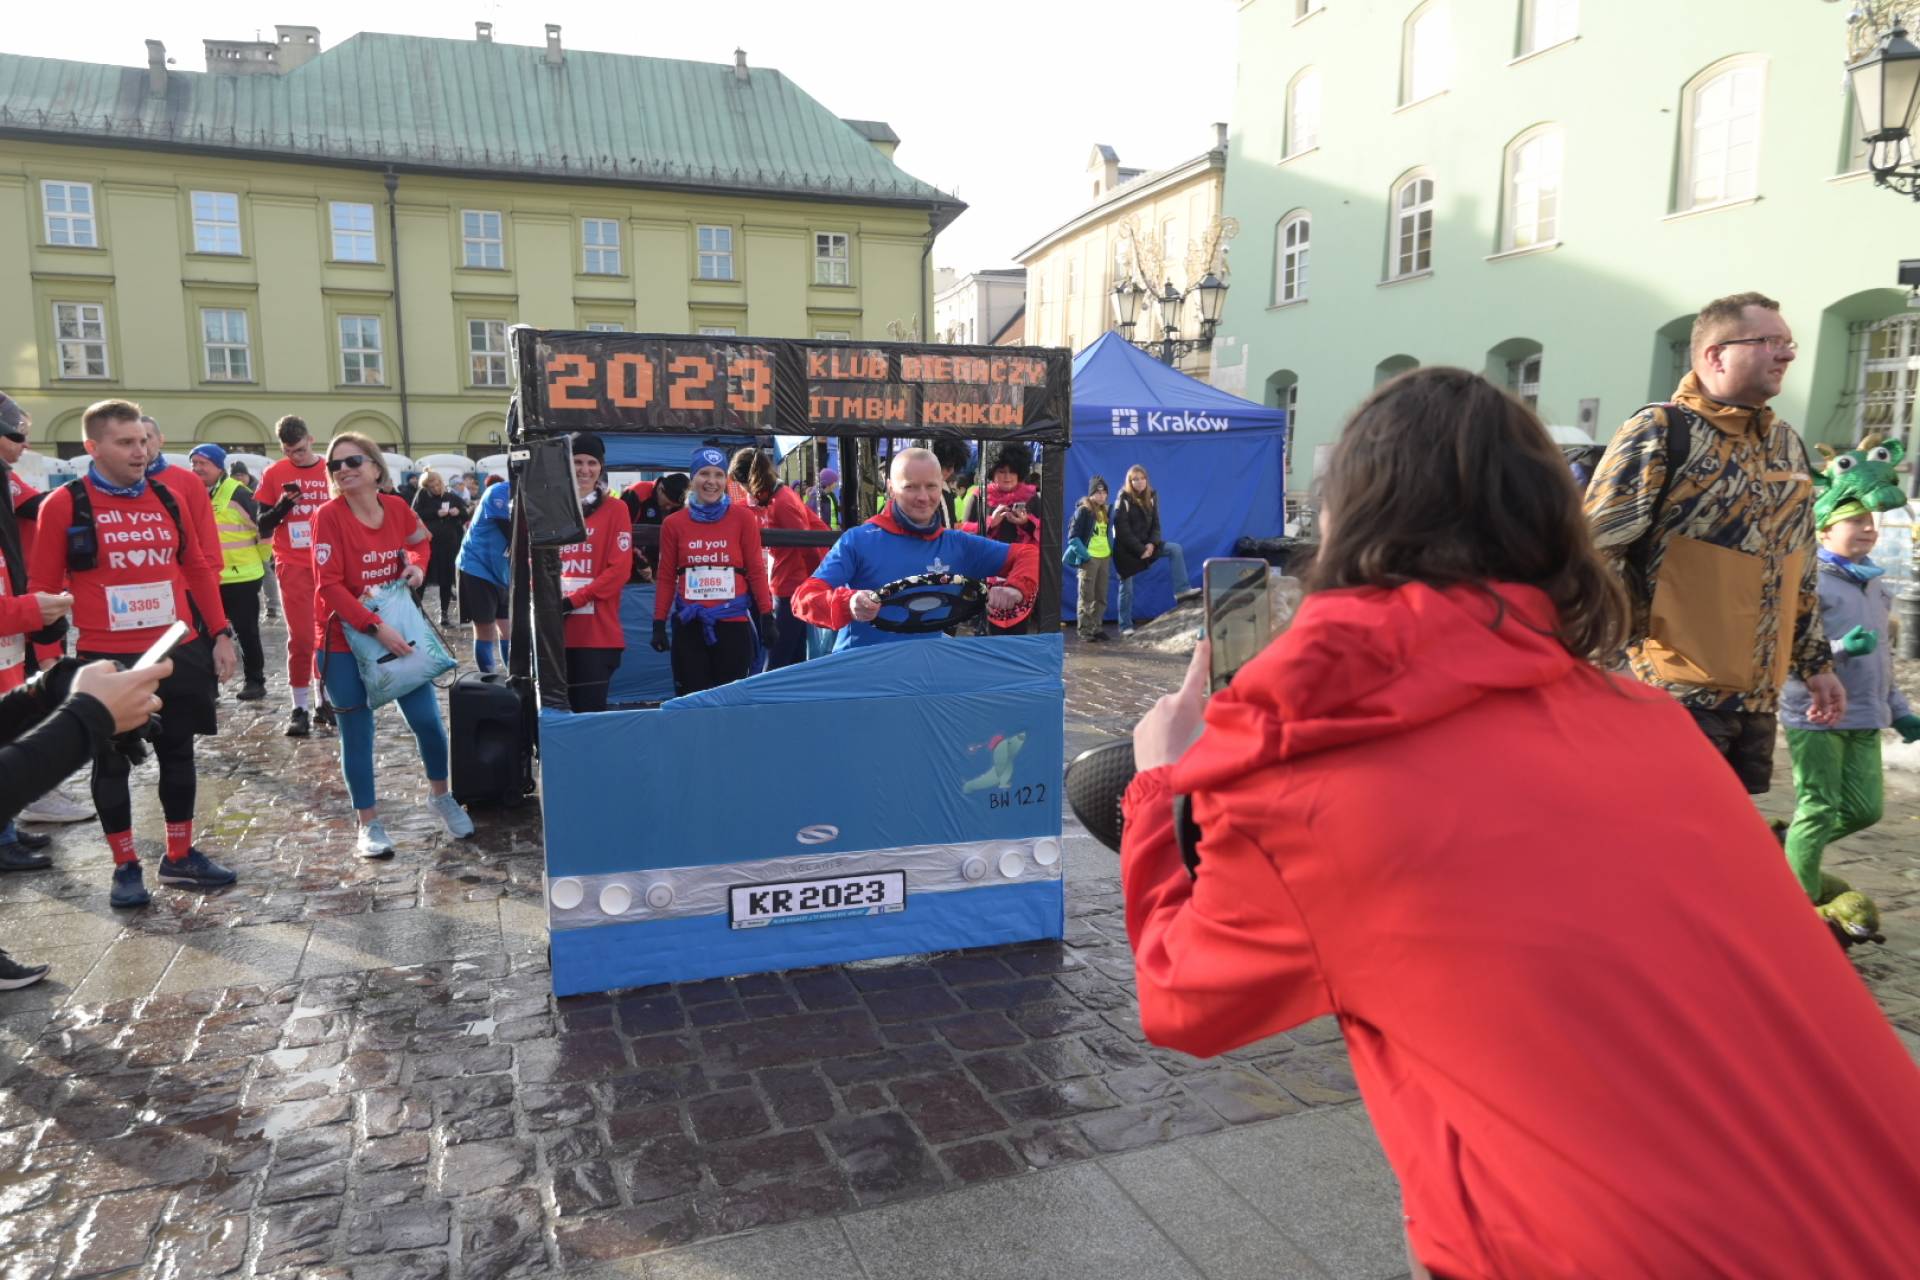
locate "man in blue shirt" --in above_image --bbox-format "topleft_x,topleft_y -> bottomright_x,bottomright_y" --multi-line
456,479 -> 512,671
794,448 -> 1037,650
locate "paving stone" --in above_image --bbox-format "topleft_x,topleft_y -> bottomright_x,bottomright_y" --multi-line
1075,1095 -> 1226,1155
58,1185 -> 172,1278
688,1087 -> 772,1144
455,1189 -> 552,1280
695,1164 -> 855,1235
517,1081 -> 595,1132
436,1139 -> 530,1196
933,1011 -> 1026,1050
552,1159 -> 621,1216
707,1129 -> 832,1188
360,1089 -> 432,1138
347,1201 -> 451,1253
1183,1068 -> 1305,1124
759,1065 -> 836,1126
348,1252 -> 450,1280
542,1124 -> 605,1166
998,1077 -> 1121,1122
617,1133 -> 703,1203
939,1138 -> 1022,1183
819,1042 -> 955,1087
789,970 -> 859,1010
601,1064 -> 709,1111
606,1103 -> 684,1145
553,1199 -> 701,1267
889,1071 -> 1007,1143
515,1030 -> 629,1084
697,1009 -> 883,1071
358,1130 -> 431,1172
1262,1043 -> 1361,1106
823,1111 -> 946,1207
257,1198 -> 343,1269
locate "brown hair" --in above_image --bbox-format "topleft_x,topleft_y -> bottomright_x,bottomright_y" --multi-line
1690,291 -> 1780,363
324,431 -> 391,496
1306,366 -> 1628,662
1122,463 -> 1157,514
276,415 -> 310,444
729,447 -> 779,501
82,398 -> 143,440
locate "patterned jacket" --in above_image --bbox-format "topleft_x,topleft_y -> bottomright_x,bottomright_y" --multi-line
1584,372 -> 1830,714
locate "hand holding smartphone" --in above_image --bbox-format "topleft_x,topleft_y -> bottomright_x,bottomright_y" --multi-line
132,620 -> 191,671
1202,558 -> 1274,694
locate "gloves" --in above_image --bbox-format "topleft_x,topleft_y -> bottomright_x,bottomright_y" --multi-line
1839,624 -> 1878,657
559,596 -> 576,615
1894,714 -> 1920,743
650,621 -> 669,653
758,614 -> 779,650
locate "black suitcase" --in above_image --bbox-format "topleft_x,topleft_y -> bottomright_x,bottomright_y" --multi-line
450,671 -> 530,807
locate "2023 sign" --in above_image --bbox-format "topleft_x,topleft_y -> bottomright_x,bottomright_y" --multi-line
540,340 -> 778,430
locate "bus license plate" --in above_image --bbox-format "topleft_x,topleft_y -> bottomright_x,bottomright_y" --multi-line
729,870 -> 906,930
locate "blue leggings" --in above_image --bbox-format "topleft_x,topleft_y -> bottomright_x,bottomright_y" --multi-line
320,650 -> 449,812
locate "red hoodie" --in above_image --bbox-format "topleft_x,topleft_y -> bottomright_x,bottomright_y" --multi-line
653,502 -> 772,622
1122,582 -> 1920,1279
559,493 -> 633,650
747,483 -> 828,597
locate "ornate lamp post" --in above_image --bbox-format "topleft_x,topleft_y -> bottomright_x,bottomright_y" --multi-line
1111,272 -> 1229,366
1847,21 -> 1920,197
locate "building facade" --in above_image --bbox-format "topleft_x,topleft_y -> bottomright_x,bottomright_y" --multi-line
1015,131 -> 1229,376
933,268 -> 1026,346
1214,0 -> 1919,489
0,26 -> 959,458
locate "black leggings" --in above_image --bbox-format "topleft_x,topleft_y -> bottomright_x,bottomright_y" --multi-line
565,647 -> 624,713
671,621 -> 753,696
93,718 -> 196,833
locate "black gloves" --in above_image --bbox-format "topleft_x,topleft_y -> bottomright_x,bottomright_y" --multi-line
758,614 -> 779,650
651,621 -> 669,652
559,596 -> 576,615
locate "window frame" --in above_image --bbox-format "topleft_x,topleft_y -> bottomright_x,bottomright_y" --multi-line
338,314 -> 386,387
42,180 -> 98,248
1502,126 -> 1564,252
329,201 -> 378,263
468,318 -> 511,388
462,209 -> 505,270
1400,2 -> 1451,108
584,321 -> 625,333
697,224 -> 736,280
1286,68 -> 1322,158
1517,0 -> 1578,58
581,217 -> 622,276
1388,171 -> 1436,281
1675,55 -> 1768,214
200,307 -> 253,382
1854,314 -> 1920,437
1274,212 -> 1311,305
1509,352 -> 1543,408
696,325 -> 740,337
813,232 -> 850,286
52,301 -> 111,379
814,329 -> 853,341
190,191 -> 243,256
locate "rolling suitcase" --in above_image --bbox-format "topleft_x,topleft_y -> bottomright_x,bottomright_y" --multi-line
450,670 -> 529,806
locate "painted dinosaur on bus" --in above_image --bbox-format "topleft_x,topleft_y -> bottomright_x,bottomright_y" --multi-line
1812,434 -> 1906,529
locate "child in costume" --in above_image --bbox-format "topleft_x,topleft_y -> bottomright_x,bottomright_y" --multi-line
1778,447 -> 1918,945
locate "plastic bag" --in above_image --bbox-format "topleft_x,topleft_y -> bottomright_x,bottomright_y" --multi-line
344,580 -> 457,708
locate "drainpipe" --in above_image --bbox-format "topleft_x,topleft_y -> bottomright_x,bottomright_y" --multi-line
383,168 -> 414,455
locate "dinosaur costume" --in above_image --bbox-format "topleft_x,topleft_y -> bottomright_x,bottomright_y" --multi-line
1779,435 -> 1912,947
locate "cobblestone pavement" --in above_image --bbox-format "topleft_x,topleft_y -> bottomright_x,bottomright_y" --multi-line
0,619 -> 1913,1279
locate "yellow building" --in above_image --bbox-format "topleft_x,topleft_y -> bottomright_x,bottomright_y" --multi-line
1014,128 -> 1229,376
0,25 -> 960,459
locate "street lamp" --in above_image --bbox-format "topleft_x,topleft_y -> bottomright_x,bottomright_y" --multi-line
1848,22 -> 1920,198
1111,272 -> 1230,366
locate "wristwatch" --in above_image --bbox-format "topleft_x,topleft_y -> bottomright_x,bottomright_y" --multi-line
360,619 -> 381,636
215,625 -> 236,641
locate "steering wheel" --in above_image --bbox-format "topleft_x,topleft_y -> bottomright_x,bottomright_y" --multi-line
865,573 -> 1034,633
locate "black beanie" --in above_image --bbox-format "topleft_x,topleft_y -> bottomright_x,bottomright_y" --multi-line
572,431 -> 606,464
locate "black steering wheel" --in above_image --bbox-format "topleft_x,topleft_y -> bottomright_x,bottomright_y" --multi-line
867,573 -> 986,633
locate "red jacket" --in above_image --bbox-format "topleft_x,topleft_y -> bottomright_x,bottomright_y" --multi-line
653,502 -> 772,622
1122,582 -> 1920,1279
0,539 -> 38,688
312,495 -> 430,652
560,493 -> 633,650
748,484 -> 828,597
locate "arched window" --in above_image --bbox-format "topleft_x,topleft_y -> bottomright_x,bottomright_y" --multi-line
1678,56 -> 1766,211
1519,0 -> 1578,56
1389,171 -> 1435,280
1400,3 -> 1451,107
1375,354 -> 1418,386
1274,213 -> 1311,304
1488,338 -> 1545,410
1286,68 -> 1321,157
1503,126 -> 1564,251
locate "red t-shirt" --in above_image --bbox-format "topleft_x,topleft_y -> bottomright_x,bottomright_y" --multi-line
559,494 -> 634,650
260,457 -> 333,564
28,476 -> 227,654
652,503 -> 772,622
747,484 -> 829,597
312,494 -> 430,653
0,539 -> 41,689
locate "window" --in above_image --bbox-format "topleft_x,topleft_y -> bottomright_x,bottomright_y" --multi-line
1401,3 -> 1451,106
1855,315 -> 1920,437
1509,353 -> 1543,408
697,326 -> 738,336
1286,69 -> 1321,156
1679,59 -> 1765,210
191,192 -> 242,255
339,315 -> 384,385
463,210 -> 504,269
1275,213 -> 1310,304
582,218 -> 621,275
469,319 -> 509,386
698,225 -> 735,279
42,181 -> 97,247
1520,0 -> 1577,55
1161,220 -> 1181,268
330,202 -> 376,261
1504,128 -> 1563,250
1390,173 -> 1435,278
201,308 -> 251,381
815,330 -> 852,340
1297,0 -> 1325,15
53,302 -> 109,378
584,321 -> 625,333
1065,257 -> 1077,297
814,233 -> 850,285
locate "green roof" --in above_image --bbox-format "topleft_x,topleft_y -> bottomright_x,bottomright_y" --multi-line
0,33 -> 962,219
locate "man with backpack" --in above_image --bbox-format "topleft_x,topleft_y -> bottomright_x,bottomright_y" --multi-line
28,399 -> 239,907
1585,291 -> 1845,793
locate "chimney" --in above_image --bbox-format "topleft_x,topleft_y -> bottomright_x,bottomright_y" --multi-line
734,48 -> 749,82
545,24 -> 563,65
1212,122 -> 1229,152
145,39 -> 167,96
475,21 -> 493,42
275,25 -> 321,72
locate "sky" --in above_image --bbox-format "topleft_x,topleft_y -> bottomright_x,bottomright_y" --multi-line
5,0 -> 1240,274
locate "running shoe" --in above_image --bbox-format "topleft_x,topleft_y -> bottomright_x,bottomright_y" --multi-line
10,829 -> 51,853
0,842 -> 52,873
156,849 -> 238,888
111,861 -> 150,909
19,790 -> 94,824
0,950 -> 51,990
429,792 -> 475,839
356,821 -> 396,860
1120,626 -> 1136,638
313,704 -> 337,733
237,681 -> 267,702
285,707 -> 311,738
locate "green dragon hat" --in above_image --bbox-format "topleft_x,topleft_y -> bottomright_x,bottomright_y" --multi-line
1812,434 -> 1907,530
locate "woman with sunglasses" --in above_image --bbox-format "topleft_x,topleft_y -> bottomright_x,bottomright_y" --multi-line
311,433 -> 474,858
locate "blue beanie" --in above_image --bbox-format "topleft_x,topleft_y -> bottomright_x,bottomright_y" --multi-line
190,442 -> 228,469
691,446 -> 727,474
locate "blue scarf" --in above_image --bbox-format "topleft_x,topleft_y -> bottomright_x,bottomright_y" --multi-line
673,592 -> 750,645
891,501 -> 940,536
88,464 -> 145,499
688,494 -> 730,524
145,456 -> 168,478
1819,547 -> 1885,582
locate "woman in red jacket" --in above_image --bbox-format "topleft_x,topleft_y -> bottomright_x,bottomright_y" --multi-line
731,447 -> 826,671
558,433 -> 633,712
650,447 -> 775,696
1122,367 -> 1920,1279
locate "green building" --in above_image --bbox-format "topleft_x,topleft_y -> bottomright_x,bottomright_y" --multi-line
0,24 -> 959,459
1211,0 -> 1917,489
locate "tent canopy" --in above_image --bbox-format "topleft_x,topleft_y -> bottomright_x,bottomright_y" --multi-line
1063,333 -> 1288,623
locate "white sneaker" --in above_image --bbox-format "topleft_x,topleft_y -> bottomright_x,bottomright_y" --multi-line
355,821 -> 396,860
20,790 -> 94,824
430,792 -> 475,840
1120,627 -> 1136,638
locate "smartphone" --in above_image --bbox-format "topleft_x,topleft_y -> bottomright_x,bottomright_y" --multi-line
132,620 -> 191,671
1012,502 -> 1027,519
1203,558 -> 1273,694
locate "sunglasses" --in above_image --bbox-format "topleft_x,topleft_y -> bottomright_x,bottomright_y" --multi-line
0,430 -> 25,445
327,454 -> 370,473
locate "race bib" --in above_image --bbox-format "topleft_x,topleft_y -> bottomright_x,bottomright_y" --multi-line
106,581 -> 177,632
0,632 -> 22,670
561,574 -> 595,616
684,565 -> 734,602
288,521 -> 313,550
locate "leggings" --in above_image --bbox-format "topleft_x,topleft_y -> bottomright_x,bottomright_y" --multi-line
565,647 -> 623,713
319,650 -> 449,812
670,620 -> 754,695
93,719 -> 196,833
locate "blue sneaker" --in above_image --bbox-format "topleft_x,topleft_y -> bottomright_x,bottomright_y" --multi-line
111,861 -> 150,909
156,848 -> 237,888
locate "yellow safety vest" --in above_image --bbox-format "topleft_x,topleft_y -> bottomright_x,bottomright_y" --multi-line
211,476 -> 266,585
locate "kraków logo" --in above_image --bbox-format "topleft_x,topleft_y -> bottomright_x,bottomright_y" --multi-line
1111,408 -> 1140,436
1145,410 -> 1229,433
795,825 -> 839,845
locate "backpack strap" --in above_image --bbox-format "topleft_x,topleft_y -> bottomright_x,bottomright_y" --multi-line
1623,403 -> 1697,587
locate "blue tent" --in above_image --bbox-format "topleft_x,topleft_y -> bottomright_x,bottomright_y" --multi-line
1063,333 -> 1288,624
